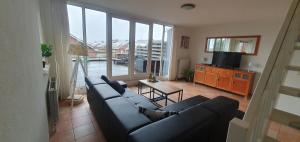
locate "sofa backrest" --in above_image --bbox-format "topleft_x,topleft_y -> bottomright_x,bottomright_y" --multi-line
128,104 -> 217,142
93,83 -> 121,100
128,96 -> 239,142
85,76 -> 106,86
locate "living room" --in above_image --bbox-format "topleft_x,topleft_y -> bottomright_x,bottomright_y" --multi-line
1,0 -> 300,142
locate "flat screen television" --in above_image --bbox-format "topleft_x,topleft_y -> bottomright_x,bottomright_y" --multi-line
212,52 -> 242,68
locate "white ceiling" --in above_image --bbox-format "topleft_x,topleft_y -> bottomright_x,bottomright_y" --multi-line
81,0 -> 293,27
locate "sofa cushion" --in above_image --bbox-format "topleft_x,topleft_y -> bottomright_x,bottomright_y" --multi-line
123,89 -> 138,98
200,96 -> 239,117
118,80 -> 128,88
101,75 -> 110,83
126,95 -> 159,110
85,76 -> 106,86
138,106 -> 178,121
161,95 -> 209,112
109,80 -> 125,94
199,96 -> 239,142
105,97 -> 152,142
128,105 -> 217,142
94,84 -> 120,100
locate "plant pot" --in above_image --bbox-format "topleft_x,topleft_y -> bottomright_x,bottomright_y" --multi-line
42,61 -> 46,68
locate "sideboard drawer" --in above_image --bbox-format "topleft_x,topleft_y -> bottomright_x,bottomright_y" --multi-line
194,64 -> 255,97
195,64 -> 205,72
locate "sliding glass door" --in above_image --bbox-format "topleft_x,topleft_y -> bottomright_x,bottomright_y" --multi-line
161,26 -> 173,78
111,18 -> 130,77
134,22 -> 150,75
152,24 -> 164,76
151,24 -> 173,79
67,5 -> 85,86
67,3 -> 174,82
85,9 -> 107,77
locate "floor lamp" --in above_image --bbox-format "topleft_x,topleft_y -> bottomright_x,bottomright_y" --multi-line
68,43 -> 88,108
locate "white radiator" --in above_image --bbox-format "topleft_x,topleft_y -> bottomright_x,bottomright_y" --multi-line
47,77 -> 59,135
176,58 -> 190,79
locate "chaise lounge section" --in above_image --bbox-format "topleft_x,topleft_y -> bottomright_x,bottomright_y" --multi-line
85,76 -> 239,142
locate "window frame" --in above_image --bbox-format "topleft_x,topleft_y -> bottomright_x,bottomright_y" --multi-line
67,2 -> 174,81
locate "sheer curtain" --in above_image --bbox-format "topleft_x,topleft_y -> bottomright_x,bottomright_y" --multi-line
39,0 -> 72,99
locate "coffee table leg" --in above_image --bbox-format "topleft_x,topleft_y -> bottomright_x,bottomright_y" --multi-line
138,82 -> 140,94
151,88 -> 154,99
140,83 -> 143,95
150,88 -> 152,99
180,90 -> 183,101
165,94 -> 168,106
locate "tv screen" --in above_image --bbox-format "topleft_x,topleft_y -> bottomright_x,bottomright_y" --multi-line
212,52 -> 242,68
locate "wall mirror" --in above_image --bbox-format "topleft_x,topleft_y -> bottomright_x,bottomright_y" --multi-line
205,35 -> 261,55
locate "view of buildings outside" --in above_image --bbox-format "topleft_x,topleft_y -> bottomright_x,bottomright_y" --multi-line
69,35 -> 169,76
67,4 -> 173,87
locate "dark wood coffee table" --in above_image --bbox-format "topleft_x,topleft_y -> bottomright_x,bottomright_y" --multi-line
138,79 -> 183,106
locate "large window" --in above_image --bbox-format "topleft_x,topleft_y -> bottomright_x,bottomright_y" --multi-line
67,5 -> 84,87
67,3 -> 173,82
134,23 -> 150,74
152,24 -> 164,76
85,9 -> 107,77
112,18 -> 130,76
161,26 -> 173,77
67,5 -> 83,42
152,24 -> 173,78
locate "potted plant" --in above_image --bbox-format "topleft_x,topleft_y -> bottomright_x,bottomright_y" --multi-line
41,43 -> 52,68
182,68 -> 194,82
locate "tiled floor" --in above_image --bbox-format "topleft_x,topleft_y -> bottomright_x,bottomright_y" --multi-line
50,80 -> 299,142
50,93 -> 107,142
132,81 -> 250,111
268,121 -> 300,142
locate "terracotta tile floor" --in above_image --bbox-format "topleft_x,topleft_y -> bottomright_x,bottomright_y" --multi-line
131,81 -> 250,111
50,94 -> 107,142
50,80 -> 299,142
268,121 -> 300,142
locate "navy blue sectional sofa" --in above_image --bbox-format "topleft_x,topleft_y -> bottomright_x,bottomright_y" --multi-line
85,76 -> 239,142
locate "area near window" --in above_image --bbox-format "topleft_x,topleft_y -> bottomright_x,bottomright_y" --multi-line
66,3 -> 174,81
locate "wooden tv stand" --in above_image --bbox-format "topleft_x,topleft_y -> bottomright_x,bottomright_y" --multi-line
194,64 -> 255,97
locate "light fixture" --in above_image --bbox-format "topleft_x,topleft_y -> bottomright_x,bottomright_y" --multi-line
181,3 -> 196,10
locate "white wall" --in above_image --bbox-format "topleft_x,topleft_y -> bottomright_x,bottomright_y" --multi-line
0,0 -> 49,141
169,26 -> 193,80
189,20 -> 284,89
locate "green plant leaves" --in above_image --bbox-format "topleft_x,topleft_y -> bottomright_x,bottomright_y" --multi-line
41,43 -> 52,57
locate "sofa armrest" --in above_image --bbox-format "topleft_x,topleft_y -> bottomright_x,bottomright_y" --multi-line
201,96 -> 239,117
200,96 -> 239,142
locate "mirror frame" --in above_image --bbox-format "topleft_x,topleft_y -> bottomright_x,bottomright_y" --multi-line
205,35 -> 261,55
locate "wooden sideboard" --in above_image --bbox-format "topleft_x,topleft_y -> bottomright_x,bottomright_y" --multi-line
194,64 -> 255,97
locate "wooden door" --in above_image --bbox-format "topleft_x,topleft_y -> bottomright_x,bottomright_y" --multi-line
231,72 -> 251,96
194,64 -> 206,83
194,71 -> 205,83
218,77 -> 232,91
204,72 -> 218,87
217,69 -> 233,91
231,79 -> 249,95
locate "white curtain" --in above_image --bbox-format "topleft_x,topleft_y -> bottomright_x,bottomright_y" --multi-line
39,0 -> 72,99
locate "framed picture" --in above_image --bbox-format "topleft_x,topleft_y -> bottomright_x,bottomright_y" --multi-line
181,36 -> 190,49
